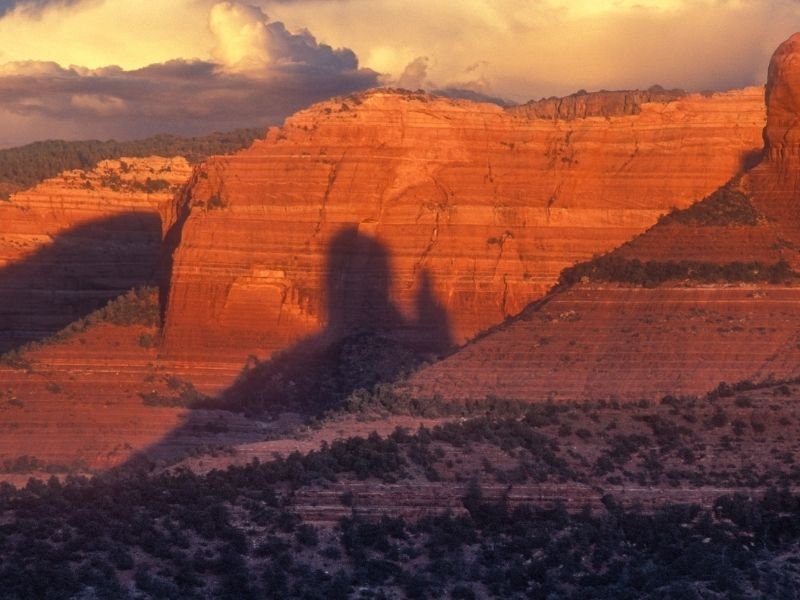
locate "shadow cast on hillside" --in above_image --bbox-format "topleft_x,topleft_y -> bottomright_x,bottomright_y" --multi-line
0,212 -> 162,355
740,148 -> 764,173
129,225 -> 455,467
222,226 -> 454,414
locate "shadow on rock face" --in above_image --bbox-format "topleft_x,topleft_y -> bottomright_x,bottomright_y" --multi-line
216,225 -> 455,416
0,212 -> 162,355
125,224 -> 455,469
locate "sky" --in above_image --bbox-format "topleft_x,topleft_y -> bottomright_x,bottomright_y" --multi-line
0,0 -> 797,147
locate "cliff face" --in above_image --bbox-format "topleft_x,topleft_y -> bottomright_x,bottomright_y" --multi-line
749,32 -> 800,236
763,33 -> 800,163
407,285 -> 800,402
0,157 -> 191,351
162,87 -> 765,363
407,33 -> 800,404
509,87 -> 687,120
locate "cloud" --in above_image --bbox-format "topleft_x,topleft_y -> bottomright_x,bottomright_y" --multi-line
209,1 -> 360,77
396,56 -> 428,90
267,0 -> 800,101
0,0 -> 798,147
210,2 -> 271,69
0,1 -> 379,147
0,57 -> 378,146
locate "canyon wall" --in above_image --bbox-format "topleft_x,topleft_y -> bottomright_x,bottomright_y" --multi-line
0,157 -> 191,352
407,34 -> 800,404
406,284 -> 800,402
162,87 -> 765,364
509,86 -> 686,120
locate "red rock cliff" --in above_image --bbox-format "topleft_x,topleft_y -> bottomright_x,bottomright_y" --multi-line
0,157 -> 191,351
750,32 -> 800,232
161,88 -> 765,363
407,32 -> 800,404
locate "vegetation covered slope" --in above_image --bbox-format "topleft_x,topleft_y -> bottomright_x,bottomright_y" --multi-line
3,396 -> 800,599
0,128 -> 263,198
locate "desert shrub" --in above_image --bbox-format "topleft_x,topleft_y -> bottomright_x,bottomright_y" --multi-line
732,419 -> 748,436
0,349 -> 32,370
704,407 -> 729,429
89,287 -> 160,327
207,194 -> 226,210
606,434 -> 651,465
140,379 -> 207,408
131,177 -> 171,193
0,287 -> 159,369
659,185 -> 760,227
559,256 -> 795,288
295,524 -> 319,547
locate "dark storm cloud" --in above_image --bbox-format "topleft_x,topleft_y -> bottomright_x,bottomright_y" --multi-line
0,58 -> 379,146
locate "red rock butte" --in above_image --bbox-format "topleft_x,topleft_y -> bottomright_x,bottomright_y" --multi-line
764,32 -> 800,162
5,35 -> 800,472
407,31 -> 800,403
160,87 -> 764,366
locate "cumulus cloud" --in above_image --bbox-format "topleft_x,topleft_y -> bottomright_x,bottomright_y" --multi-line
396,56 -> 429,90
394,56 -> 511,106
0,1 -> 378,147
210,2 -> 271,69
209,1 -> 360,75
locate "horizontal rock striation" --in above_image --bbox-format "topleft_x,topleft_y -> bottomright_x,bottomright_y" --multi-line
407,285 -> 800,402
0,320 -> 262,476
407,33 -> 800,404
509,86 -> 687,120
162,87 -> 765,365
0,157 -> 191,352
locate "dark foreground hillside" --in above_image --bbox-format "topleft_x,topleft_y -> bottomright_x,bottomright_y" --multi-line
4,395 -> 800,599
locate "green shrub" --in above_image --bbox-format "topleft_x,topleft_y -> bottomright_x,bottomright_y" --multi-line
659,185 -> 760,227
0,350 -> 32,371
207,194 -> 226,210
560,256 -> 795,287
89,287 -> 161,327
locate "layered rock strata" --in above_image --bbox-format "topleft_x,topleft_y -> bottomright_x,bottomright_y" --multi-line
162,87 -> 765,364
0,157 -> 191,352
509,86 -> 687,120
0,321 -> 263,476
407,285 -> 800,402
407,33 -> 800,403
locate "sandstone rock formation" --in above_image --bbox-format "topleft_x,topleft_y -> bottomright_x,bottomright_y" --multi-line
0,318 -> 264,478
0,74 -> 778,475
161,88 -> 765,366
406,284 -> 800,402
0,156 -> 191,352
407,33 -> 800,403
509,86 -> 686,120
750,31 -> 800,236
763,32 -> 800,163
